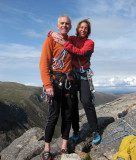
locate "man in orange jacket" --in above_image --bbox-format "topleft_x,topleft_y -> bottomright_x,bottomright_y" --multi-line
39,14 -> 75,160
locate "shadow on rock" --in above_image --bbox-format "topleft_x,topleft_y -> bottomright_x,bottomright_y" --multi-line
67,116 -> 115,154
98,116 -> 115,131
0,102 -> 28,131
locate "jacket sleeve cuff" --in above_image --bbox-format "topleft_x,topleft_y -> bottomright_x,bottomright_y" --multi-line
47,31 -> 53,37
63,41 -> 70,48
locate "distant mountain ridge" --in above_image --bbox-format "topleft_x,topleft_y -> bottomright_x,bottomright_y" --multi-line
94,91 -> 121,106
0,82 -> 121,152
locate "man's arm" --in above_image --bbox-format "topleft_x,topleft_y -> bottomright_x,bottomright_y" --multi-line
39,37 -> 54,96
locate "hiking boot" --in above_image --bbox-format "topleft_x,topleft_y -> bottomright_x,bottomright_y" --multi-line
41,151 -> 51,160
72,131 -> 79,141
92,132 -> 101,145
60,149 -> 68,154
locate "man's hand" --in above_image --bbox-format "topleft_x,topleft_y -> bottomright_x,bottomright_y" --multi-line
46,87 -> 54,97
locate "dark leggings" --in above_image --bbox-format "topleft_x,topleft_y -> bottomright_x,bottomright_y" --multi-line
45,85 -> 73,143
72,79 -> 98,132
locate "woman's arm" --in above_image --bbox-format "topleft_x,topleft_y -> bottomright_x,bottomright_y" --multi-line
63,39 -> 94,56
48,31 -> 94,56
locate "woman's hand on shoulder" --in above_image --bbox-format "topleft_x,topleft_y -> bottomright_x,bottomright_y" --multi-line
52,32 -> 63,40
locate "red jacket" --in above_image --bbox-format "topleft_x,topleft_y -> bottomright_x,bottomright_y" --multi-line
64,36 -> 94,70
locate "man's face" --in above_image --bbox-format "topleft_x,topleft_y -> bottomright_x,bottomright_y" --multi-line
57,17 -> 71,35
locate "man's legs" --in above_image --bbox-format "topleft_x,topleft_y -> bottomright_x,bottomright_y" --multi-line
61,91 -> 73,151
44,87 -> 61,151
42,87 -> 61,160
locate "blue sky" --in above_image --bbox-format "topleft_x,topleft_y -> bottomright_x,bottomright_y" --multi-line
0,0 -> 136,93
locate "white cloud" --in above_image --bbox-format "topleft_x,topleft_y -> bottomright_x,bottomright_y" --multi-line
0,43 -> 41,58
25,83 -> 40,87
93,76 -> 136,93
94,76 -> 136,87
108,77 -> 136,87
24,30 -> 43,38
27,14 -> 44,23
76,0 -> 136,18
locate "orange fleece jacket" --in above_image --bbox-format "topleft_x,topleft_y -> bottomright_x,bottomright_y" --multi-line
39,37 -> 72,89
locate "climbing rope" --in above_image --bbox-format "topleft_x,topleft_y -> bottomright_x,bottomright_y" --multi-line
101,117 -> 136,144
51,48 -> 68,70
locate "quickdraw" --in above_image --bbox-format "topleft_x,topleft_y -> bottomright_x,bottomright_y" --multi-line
65,73 -> 72,90
87,69 -> 95,93
41,85 -> 53,106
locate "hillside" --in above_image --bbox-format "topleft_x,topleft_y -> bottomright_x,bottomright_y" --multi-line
78,91 -> 121,109
0,82 -> 61,152
94,91 -> 121,106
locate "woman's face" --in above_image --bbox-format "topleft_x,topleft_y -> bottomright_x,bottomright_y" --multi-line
78,22 -> 88,38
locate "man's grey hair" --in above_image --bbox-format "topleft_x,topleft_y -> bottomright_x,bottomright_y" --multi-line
58,14 -> 71,25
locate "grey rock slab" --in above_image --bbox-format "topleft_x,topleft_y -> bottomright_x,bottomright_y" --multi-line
0,127 -> 44,160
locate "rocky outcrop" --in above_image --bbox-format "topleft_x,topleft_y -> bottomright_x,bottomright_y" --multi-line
0,127 -> 44,160
0,93 -> 136,160
90,93 -> 136,160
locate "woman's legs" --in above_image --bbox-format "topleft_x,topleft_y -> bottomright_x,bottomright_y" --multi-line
80,80 -> 98,132
71,91 -> 80,132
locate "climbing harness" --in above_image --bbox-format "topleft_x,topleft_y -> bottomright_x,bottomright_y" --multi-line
51,48 -> 68,70
51,71 -> 75,90
41,70 -> 76,105
77,57 -> 90,73
101,117 -> 136,145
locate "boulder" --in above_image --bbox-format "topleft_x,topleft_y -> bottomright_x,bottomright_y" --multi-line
0,127 -> 44,160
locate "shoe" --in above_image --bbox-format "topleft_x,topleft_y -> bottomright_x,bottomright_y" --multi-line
72,131 -> 79,141
92,132 -> 101,145
60,149 -> 68,154
41,151 -> 51,160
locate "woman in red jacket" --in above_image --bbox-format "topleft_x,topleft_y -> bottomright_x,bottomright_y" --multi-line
49,19 -> 100,144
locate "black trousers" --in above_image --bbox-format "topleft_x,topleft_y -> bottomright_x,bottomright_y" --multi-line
45,85 -> 74,143
72,79 -> 98,133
